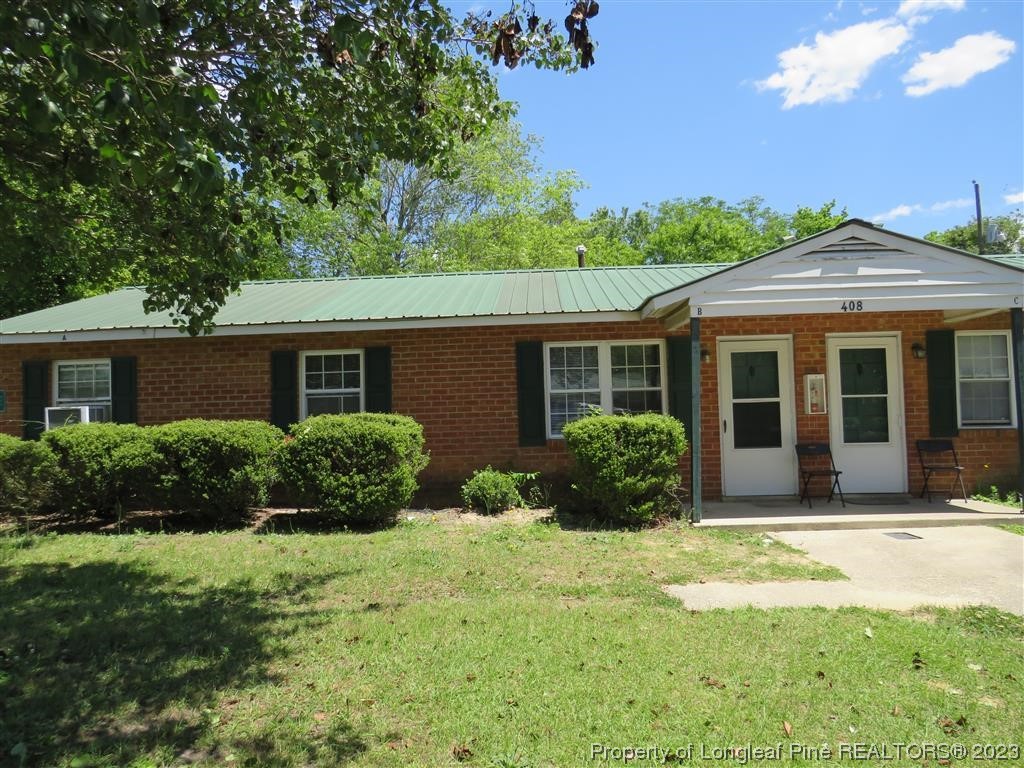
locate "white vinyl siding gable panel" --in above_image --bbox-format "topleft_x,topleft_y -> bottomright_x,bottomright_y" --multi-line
642,223 -> 1024,319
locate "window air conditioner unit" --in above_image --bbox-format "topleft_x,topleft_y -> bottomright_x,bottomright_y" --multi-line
44,405 -> 101,430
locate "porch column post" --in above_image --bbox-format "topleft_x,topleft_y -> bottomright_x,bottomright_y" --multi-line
1011,308 -> 1024,508
690,316 -> 703,523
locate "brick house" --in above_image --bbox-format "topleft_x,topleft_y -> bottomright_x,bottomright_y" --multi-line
2,220 -> 1022,516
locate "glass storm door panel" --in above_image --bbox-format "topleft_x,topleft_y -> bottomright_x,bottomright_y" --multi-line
826,336 -> 906,493
730,351 -> 783,449
838,348 -> 890,443
719,339 -> 797,496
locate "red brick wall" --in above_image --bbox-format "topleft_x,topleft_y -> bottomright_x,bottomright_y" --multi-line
1,311 -> 1019,501
697,311 -> 1020,498
0,321 -> 685,496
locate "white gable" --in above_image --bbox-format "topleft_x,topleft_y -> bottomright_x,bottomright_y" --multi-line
642,222 -> 1024,322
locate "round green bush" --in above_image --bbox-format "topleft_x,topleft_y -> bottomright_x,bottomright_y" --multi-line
277,413 -> 429,527
42,423 -> 161,519
0,434 -> 60,519
561,413 -> 687,527
461,467 -> 524,514
150,419 -> 283,523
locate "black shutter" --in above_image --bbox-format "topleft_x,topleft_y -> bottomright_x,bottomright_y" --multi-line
364,346 -> 392,413
926,329 -> 958,437
516,341 -> 546,447
270,350 -> 298,430
22,360 -> 48,440
110,356 -> 137,423
666,336 -> 693,439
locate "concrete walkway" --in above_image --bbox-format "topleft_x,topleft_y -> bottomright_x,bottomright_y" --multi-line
666,526 -> 1024,615
693,497 -> 1023,532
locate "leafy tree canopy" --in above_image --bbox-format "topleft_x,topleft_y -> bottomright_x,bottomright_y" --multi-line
0,0 -> 595,331
924,212 -> 1023,254
275,123 -> 852,275
643,196 -> 846,264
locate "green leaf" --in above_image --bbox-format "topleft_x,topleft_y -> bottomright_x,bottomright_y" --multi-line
198,84 -> 220,105
136,0 -> 160,27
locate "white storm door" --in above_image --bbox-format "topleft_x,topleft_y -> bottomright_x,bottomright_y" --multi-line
826,336 -> 906,493
719,338 -> 797,496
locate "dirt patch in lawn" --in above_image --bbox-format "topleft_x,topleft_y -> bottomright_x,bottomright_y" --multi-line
3,505 -> 556,535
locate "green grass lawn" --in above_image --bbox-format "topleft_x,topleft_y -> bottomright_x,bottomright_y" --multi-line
1,519 -> 1021,767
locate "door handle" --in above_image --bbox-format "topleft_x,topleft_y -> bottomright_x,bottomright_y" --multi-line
723,419 -> 728,434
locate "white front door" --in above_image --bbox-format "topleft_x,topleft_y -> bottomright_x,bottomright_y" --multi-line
718,338 -> 797,496
826,336 -> 906,493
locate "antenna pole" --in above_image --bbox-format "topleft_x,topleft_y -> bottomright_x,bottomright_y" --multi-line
973,180 -> 983,253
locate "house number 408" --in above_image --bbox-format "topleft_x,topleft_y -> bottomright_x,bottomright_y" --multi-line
841,300 -> 864,312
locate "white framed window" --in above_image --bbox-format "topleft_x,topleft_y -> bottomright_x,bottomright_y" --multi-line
955,331 -> 1016,428
300,350 -> 364,418
544,340 -> 667,438
52,359 -> 111,423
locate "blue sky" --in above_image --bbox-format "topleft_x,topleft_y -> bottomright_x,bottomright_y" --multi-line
455,0 -> 1023,237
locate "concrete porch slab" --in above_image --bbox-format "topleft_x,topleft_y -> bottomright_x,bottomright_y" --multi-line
667,525 -> 1024,615
692,497 -> 1023,532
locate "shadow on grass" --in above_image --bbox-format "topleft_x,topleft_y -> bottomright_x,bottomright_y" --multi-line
0,559 -> 366,767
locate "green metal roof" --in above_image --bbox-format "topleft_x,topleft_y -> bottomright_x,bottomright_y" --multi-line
986,254 -> 1024,270
0,264 -> 729,335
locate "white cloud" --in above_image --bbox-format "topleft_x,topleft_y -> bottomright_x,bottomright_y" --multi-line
1006,192 -> 1024,205
928,198 -> 972,212
897,0 -> 965,23
871,197 -> 974,221
903,32 -> 1016,96
872,203 -> 920,222
757,20 -> 910,108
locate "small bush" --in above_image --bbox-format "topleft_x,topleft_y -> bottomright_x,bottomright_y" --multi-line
277,413 -> 429,527
562,413 -> 687,527
42,423 -> 160,519
461,467 -> 526,514
151,420 -> 283,523
0,434 -> 60,519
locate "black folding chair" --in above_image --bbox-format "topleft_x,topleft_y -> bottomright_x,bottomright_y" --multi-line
917,439 -> 967,502
795,443 -> 845,509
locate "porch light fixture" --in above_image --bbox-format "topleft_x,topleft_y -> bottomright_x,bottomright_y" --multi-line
911,342 -> 926,360
700,347 -> 711,364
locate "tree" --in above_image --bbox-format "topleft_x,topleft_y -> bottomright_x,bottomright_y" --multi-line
925,213 -> 1023,254
643,196 -> 787,264
0,0 -> 596,331
790,200 -> 847,240
639,196 -> 848,265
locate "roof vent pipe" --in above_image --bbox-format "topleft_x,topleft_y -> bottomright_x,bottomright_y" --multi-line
576,244 -> 587,268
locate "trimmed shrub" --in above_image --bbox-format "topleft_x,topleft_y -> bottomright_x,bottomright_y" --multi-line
0,434 -> 60,519
42,423 -> 161,519
277,413 -> 429,527
151,420 -> 283,523
461,467 -> 525,514
562,413 -> 687,526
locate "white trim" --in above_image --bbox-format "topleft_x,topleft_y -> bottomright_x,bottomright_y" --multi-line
691,293 -> 1023,318
298,349 -> 365,420
0,311 -> 643,345
52,358 -> 112,406
953,330 -> 1017,429
542,339 -> 669,439
824,331 -> 901,339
